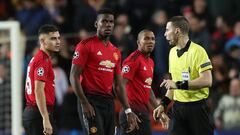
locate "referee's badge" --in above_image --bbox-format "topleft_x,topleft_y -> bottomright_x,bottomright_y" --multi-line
182,71 -> 190,81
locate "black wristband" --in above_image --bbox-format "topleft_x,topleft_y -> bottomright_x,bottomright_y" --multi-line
176,81 -> 189,90
160,96 -> 171,109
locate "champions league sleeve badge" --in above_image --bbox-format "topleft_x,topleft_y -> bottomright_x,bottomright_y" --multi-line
73,51 -> 79,59
122,65 -> 130,73
37,67 -> 44,76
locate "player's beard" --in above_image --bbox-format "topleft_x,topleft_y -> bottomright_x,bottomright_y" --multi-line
170,35 -> 178,46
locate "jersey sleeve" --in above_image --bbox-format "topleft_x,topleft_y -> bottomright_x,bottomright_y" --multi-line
121,58 -> 138,80
72,42 -> 90,68
114,50 -> 122,75
168,48 -> 174,74
151,59 -> 155,72
196,47 -> 213,73
34,60 -> 49,81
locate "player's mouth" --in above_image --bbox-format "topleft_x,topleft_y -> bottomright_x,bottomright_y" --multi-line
167,40 -> 172,44
146,43 -> 154,48
55,45 -> 61,49
105,29 -> 112,33
147,45 -> 154,50
147,46 -> 154,49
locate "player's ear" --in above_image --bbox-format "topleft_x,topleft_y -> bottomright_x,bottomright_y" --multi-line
95,21 -> 98,28
175,28 -> 180,35
137,40 -> 140,46
39,35 -> 45,45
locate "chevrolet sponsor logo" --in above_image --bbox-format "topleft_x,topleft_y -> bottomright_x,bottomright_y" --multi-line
99,60 -> 115,68
145,77 -> 152,85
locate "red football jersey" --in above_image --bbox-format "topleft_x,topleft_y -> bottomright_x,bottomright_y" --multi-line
72,35 -> 121,97
122,50 -> 154,113
25,50 -> 55,106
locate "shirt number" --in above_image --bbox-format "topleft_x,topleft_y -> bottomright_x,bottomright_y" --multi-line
25,66 -> 32,95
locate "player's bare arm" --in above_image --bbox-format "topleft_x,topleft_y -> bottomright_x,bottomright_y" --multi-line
70,64 -> 95,118
153,90 -> 172,128
151,89 -> 170,128
35,80 -> 52,135
155,86 -> 173,116
114,75 -> 141,132
149,89 -> 158,109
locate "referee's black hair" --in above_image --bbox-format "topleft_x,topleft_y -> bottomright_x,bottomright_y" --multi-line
169,16 -> 190,35
38,24 -> 58,35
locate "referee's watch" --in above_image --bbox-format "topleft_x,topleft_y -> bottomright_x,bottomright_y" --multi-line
176,80 -> 189,90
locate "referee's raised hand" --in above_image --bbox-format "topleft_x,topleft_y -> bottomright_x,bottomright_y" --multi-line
160,79 -> 177,90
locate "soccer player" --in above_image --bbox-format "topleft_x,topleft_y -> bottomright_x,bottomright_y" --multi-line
23,24 -> 61,135
153,16 -> 214,135
119,29 -> 168,135
69,8 -> 139,135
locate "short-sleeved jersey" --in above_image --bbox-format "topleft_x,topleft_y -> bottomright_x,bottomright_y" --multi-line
122,50 -> 154,113
25,50 -> 55,106
169,40 -> 212,102
72,35 -> 121,98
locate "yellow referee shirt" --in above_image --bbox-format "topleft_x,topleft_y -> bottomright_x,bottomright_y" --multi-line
169,40 -> 212,102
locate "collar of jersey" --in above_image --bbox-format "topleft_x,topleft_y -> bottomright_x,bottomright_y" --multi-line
176,40 -> 191,57
95,35 -> 110,47
136,50 -> 150,59
40,50 -> 50,58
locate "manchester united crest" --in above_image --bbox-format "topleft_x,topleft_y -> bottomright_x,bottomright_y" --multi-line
113,52 -> 119,61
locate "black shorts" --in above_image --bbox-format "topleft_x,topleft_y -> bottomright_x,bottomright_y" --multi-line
77,94 -> 115,135
119,111 -> 151,135
169,100 -> 214,135
22,106 -> 57,135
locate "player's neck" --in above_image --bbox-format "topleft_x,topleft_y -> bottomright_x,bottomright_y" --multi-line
97,34 -> 109,46
176,35 -> 189,49
138,49 -> 150,57
40,48 -> 52,58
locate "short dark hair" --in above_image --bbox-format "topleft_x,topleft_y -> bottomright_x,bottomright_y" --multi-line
97,8 -> 114,16
169,16 -> 189,34
137,29 -> 153,40
38,24 -> 58,35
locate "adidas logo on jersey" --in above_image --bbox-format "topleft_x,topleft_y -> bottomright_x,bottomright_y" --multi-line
97,51 -> 102,55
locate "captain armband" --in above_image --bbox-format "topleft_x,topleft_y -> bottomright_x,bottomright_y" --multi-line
176,80 -> 189,90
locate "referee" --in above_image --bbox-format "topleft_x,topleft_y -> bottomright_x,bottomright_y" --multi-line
153,16 -> 214,135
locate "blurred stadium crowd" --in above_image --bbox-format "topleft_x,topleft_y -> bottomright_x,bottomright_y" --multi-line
0,0 -> 240,135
